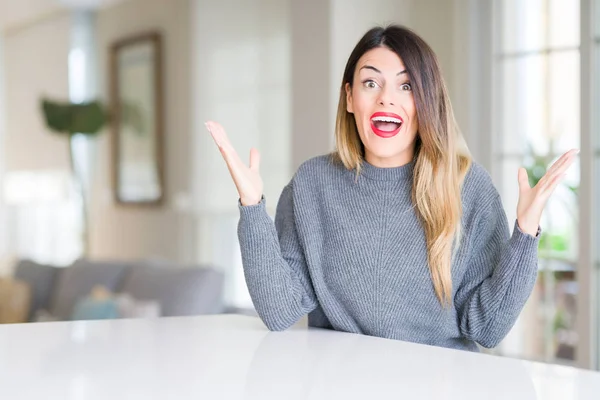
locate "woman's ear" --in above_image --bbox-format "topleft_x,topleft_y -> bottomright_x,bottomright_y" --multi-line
345,82 -> 353,113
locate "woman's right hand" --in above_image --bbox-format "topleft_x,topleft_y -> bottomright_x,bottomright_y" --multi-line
206,121 -> 264,206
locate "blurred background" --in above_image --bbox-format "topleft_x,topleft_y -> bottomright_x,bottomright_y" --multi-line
0,0 -> 597,371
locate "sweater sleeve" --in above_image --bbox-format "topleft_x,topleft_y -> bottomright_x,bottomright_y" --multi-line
454,192 -> 540,348
237,181 -> 318,331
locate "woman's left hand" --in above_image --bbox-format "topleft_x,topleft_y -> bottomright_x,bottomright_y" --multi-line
516,149 -> 579,236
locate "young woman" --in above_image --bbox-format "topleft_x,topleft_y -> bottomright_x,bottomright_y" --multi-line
206,25 -> 578,351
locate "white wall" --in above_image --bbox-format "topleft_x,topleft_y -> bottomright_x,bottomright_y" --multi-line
0,1 -> 64,33
90,0 -> 194,262
3,13 -> 71,172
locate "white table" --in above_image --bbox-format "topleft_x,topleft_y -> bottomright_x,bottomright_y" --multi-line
0,315 -> 598,399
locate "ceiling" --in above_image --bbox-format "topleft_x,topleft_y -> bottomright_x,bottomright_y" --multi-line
0,0 -> 128,32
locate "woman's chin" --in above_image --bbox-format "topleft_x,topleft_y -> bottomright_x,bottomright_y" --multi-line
364,145 -> 414,165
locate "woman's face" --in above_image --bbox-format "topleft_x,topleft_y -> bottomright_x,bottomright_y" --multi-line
346,47 -> 419,168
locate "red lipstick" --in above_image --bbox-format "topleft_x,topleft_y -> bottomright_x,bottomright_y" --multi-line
370,112 -> 403,138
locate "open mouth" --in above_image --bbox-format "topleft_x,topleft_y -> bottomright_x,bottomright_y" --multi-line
370,112 -> 403,138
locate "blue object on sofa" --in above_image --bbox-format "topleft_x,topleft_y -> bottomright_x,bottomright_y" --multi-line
71,296 -> 119,320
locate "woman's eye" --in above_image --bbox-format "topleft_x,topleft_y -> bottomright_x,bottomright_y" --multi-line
400,83 -> 412,91
363,80 -> 378,89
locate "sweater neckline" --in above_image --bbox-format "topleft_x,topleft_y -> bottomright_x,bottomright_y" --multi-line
359,158 -> 415,181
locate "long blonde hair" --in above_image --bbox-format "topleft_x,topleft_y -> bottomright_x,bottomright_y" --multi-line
333,25 -> 472,307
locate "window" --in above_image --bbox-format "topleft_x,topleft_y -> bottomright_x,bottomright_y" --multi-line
494,0 -> 581,363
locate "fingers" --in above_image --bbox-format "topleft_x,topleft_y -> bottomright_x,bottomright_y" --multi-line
546,172 -> 567,194
206,121 -> 233,153
249,148 -> 260,172
538,149 -> 578,192
546,149 -> 579,179
518,167 -> 530,191
205,120 -> 245,171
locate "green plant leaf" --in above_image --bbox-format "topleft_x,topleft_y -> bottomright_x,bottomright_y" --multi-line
70,102 -> 106,134
41,99 -> 71,133
41,98 -> 107,135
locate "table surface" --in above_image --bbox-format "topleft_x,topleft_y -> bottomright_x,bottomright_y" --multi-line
0,314 -> 599,399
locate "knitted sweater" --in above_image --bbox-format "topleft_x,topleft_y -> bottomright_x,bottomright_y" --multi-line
237,155 -> 540,351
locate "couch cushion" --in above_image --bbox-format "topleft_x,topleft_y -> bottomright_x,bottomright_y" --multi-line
49,259 -> 132,320
13,260 -> 61,320
120,265 -> 224,317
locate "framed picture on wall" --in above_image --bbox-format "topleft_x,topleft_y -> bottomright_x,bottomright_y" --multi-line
110,31 -> 164,206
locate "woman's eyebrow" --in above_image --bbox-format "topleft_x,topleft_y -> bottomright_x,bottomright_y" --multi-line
359,65 -> 407,76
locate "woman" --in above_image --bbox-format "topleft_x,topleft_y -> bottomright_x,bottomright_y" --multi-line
206,25 -> 578,351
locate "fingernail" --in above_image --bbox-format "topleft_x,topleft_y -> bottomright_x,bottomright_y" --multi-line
204,122 -> 210,132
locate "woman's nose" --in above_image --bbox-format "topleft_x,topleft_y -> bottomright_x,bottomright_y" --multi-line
377,89 -> 395,106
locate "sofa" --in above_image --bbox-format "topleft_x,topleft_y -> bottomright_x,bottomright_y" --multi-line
8,258 -> 225,323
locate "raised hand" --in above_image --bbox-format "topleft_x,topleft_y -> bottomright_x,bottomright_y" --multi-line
205,121 -> 263,206
516,149 -> 579,236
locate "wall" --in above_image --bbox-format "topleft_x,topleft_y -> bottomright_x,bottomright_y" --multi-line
3,13 -> 71,172
90,0 -> 194,262
0,1 -> 64,33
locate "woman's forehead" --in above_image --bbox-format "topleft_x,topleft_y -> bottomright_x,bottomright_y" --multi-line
356,48 -> 406,74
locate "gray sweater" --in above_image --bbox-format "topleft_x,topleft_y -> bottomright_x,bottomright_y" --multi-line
237,155 -> 540,351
